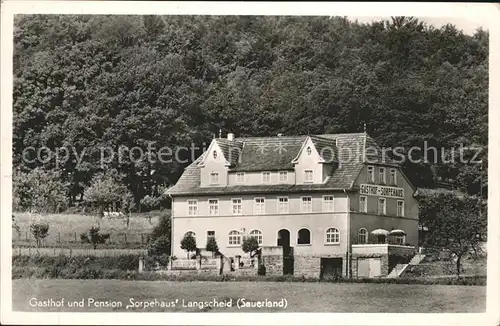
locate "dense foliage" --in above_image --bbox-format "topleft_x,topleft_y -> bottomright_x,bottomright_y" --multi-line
418,191 -> 486,277
13,15 -> 488,210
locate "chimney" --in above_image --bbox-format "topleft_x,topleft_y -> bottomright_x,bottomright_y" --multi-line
227,133 -> 234,141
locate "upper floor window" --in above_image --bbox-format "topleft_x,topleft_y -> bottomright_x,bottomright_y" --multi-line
306,146 -> 312,155
210,172 -> 219,185
212,150 -> 217,159
254,197 -> 265,214
323,195 -> 334,212
301,196 -> 312,213
279,171 -> 288,183
390,168 -> 397,185
208,199 -> 219,216
188,200 -> 198,216
325,227 -> 340,244
236,172 -> 245,183
358,228 -> 368,244
395,234 -> 405,245
367,166 -> 374,183
379,167 -> 386,184
397,200 -> 405,217
378,198 -> 386,215
297,228 -> 311,245
232,198 -> 242,215
277,197 -> 289,214
249,229 -> 263,245
304,170 -> 313,183
262,171 -> 271,183
359,196 -> 367,213
228,230 -> 241,246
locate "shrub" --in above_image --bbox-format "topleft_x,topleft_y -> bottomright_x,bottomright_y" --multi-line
205,237 -> 219,257
180,232 -> 197,259
147,235 -> 170,256
242,236 -> 259,256
30,222 -> 49,247
81,226 -> 110,249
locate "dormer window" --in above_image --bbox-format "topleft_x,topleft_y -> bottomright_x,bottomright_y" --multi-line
210,172 -> 219,185
307,146 -> 312,155
212,150 -> 217,159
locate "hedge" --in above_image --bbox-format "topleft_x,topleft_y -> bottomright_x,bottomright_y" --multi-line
12,254 -> 139,271
11,266 -> 486,286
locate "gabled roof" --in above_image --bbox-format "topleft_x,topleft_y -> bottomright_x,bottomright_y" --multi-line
167,132 -> 402,196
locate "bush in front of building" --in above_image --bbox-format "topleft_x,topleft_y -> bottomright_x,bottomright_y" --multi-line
205,237 -> 219,258
180,232 -> 197,259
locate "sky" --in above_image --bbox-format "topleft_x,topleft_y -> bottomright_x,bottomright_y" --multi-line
348,16 -> 487,36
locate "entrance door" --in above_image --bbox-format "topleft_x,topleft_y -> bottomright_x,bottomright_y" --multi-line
277,229 -> 290,247
320,258 -> 343,279
277,229 -> 294,275
357,258 -> 381,278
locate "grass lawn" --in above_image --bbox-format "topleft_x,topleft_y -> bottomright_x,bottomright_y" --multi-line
12,279 -> 485,313
12,212 -> 165,248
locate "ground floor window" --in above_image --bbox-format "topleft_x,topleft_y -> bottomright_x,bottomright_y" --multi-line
249,229 -> 263,244
325,227 -> 340,244
228,230 -> 241,246
297,228 -> 311,245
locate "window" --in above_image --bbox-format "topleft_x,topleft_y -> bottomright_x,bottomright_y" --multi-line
188,200 -> 198,216
208,199 -> 219,216
378,198 -> 386,215
250,229 -> 263,245
297,228 -> 311,245
367,166 -> 374,182
236,172 -> 245,183
210,172 -> 219,185
323,195 -> 334,212
212,150 -> 217,159
228,230 -> 241,246
262,171 -> 271,183
358,228 -> 368,244
306,146 -> 312,155
379,167 -> 386,184
232,198 -> 242,215
277,197 -> 289,214
325,228 -> 340,244
207,230 -> 215,241
304,170 -> 313,183
397,200 -> 405,217
395,235 -> 405,245
359,196 -> 367,213
390,169 -> 397,185
301,196 -> 312,213
279,171 -> 288,182
254,197 -> 265,214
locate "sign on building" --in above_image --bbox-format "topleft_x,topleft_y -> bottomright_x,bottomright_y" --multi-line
359,184 -> 404,199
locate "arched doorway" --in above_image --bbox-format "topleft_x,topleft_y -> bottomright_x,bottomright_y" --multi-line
277,229 -> 293,275
277,229 -> 290,247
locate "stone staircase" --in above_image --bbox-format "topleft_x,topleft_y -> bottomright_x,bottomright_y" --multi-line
386,253 -> 426,278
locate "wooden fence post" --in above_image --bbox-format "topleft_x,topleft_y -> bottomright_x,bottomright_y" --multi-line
124,234 -> 127,244
74,232 -> 77,242
57,232 -> 61,243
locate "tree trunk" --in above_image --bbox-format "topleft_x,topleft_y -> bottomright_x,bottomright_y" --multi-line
456,255 -> 461,278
